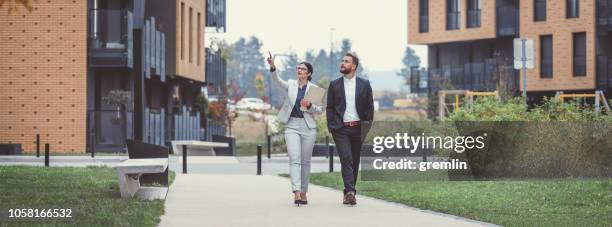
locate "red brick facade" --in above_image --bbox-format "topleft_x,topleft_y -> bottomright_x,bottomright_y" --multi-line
0,0 -> 87,153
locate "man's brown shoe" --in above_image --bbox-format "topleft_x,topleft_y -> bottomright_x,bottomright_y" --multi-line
344,192 -> 356,205
343,193 -> 350,204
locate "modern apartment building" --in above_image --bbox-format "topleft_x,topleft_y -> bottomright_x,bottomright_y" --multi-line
0,0 -> 226,153
408,0 -> 612,100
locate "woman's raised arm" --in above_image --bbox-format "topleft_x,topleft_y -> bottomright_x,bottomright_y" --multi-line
267,51 -> 288,89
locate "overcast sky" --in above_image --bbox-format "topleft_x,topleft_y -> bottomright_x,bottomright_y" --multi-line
206,0 -> 428,72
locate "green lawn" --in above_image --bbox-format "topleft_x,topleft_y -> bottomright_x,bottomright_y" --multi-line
0,166 -> 175,226
310,172 -> 612,227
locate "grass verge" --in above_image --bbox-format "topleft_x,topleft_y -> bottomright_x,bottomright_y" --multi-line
310,172 -> 612,227
0,166 -> 175,226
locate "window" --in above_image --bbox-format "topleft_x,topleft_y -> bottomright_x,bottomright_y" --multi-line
534,0 -> 546,21
197,12 -> 201,66
419,0 -> 428,33
567,0 -> 579,18
446,0 -> 460,30
467,0 -> 481,28
540,35 -> 553,78
189,7 -> 193,63
180,2 -> 184,60
573,32 -> 586,77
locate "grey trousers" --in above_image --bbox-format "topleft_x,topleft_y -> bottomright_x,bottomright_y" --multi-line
284,117 -> 316,192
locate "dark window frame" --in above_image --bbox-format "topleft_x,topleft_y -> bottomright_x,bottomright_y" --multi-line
566,0 -> 579,18
572,32 -> 586,77
534,0 -> 546,22
540,35 -> 553,78
180,2 -> 185,60
419,0 -> 429,33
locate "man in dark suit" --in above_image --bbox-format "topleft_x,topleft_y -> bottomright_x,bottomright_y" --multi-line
326,52 -> 374,205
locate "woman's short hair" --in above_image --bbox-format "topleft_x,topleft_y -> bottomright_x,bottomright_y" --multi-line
299,61 -> 313,81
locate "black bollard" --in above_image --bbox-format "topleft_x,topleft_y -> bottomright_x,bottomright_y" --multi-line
91,138 -> 95,158
36,134 -> 40,158
325,135 -> 329,159
328,145 -> 334,172
44,143 -> 49,167
267,135 -> 271,159
422,148 -> 427,162
90,133 -> 96,158
182,145 -> 187,174
257,144 -> 262,175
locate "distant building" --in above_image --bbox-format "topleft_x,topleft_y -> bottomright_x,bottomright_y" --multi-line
408,0 -> 612,100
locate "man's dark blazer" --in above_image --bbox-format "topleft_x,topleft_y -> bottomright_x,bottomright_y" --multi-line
326,76 -> 374,132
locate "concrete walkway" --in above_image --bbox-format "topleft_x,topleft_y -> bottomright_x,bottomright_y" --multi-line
159,174 -> 496,227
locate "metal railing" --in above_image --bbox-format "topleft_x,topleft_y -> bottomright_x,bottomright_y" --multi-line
144,107 -> 165,146
88,9 -> 134,67
205,48 -> 228,96
446,12 -> 460,30
409,60 -> 518,94
170,106 -> 203,141
88,9 -> 133,50
573,56 -> 587,77
206,0 -> 226,32
205,118 -> 226,141
467,10 -> 481,28
419,16 -> 429,32
87,110 -> 133,153
540,59 -> 553,78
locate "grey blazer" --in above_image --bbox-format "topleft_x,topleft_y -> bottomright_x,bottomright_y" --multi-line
271,71 -> 324,129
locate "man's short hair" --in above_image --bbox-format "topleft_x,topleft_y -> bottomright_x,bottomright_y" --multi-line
345,52 -> 359,69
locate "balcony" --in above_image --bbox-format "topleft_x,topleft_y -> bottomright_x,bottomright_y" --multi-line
88,9 -> 134,68
598,0 -> 612,33
467,10 -> 481,28
205,48 -> 227,96
206,0 -> 226,32
497,5 -> 519,37
410,60 -> 518,94
446,12 -> 460,30
144,17 -> 166,81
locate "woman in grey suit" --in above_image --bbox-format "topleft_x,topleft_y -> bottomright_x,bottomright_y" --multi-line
266,52 -> 323,206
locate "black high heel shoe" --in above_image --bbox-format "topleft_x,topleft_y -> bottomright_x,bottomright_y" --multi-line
299,200 -> 308,205
294,199 -> 301,206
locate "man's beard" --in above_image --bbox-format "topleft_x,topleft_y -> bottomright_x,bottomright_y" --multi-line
339,67 -> 351,74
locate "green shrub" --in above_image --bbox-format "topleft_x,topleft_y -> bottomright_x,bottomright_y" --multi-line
446,96 -> 612,179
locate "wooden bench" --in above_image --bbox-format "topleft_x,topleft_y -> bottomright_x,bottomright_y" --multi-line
114,158 -> 169,200
171,140 -> 229,156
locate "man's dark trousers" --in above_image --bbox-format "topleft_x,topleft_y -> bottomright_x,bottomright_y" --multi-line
332,125 -> 364,195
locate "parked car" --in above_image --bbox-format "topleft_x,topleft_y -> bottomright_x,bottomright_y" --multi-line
236,98 -> 271,111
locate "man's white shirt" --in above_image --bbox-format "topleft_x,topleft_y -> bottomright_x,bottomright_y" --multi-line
342,75 -> 360,122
